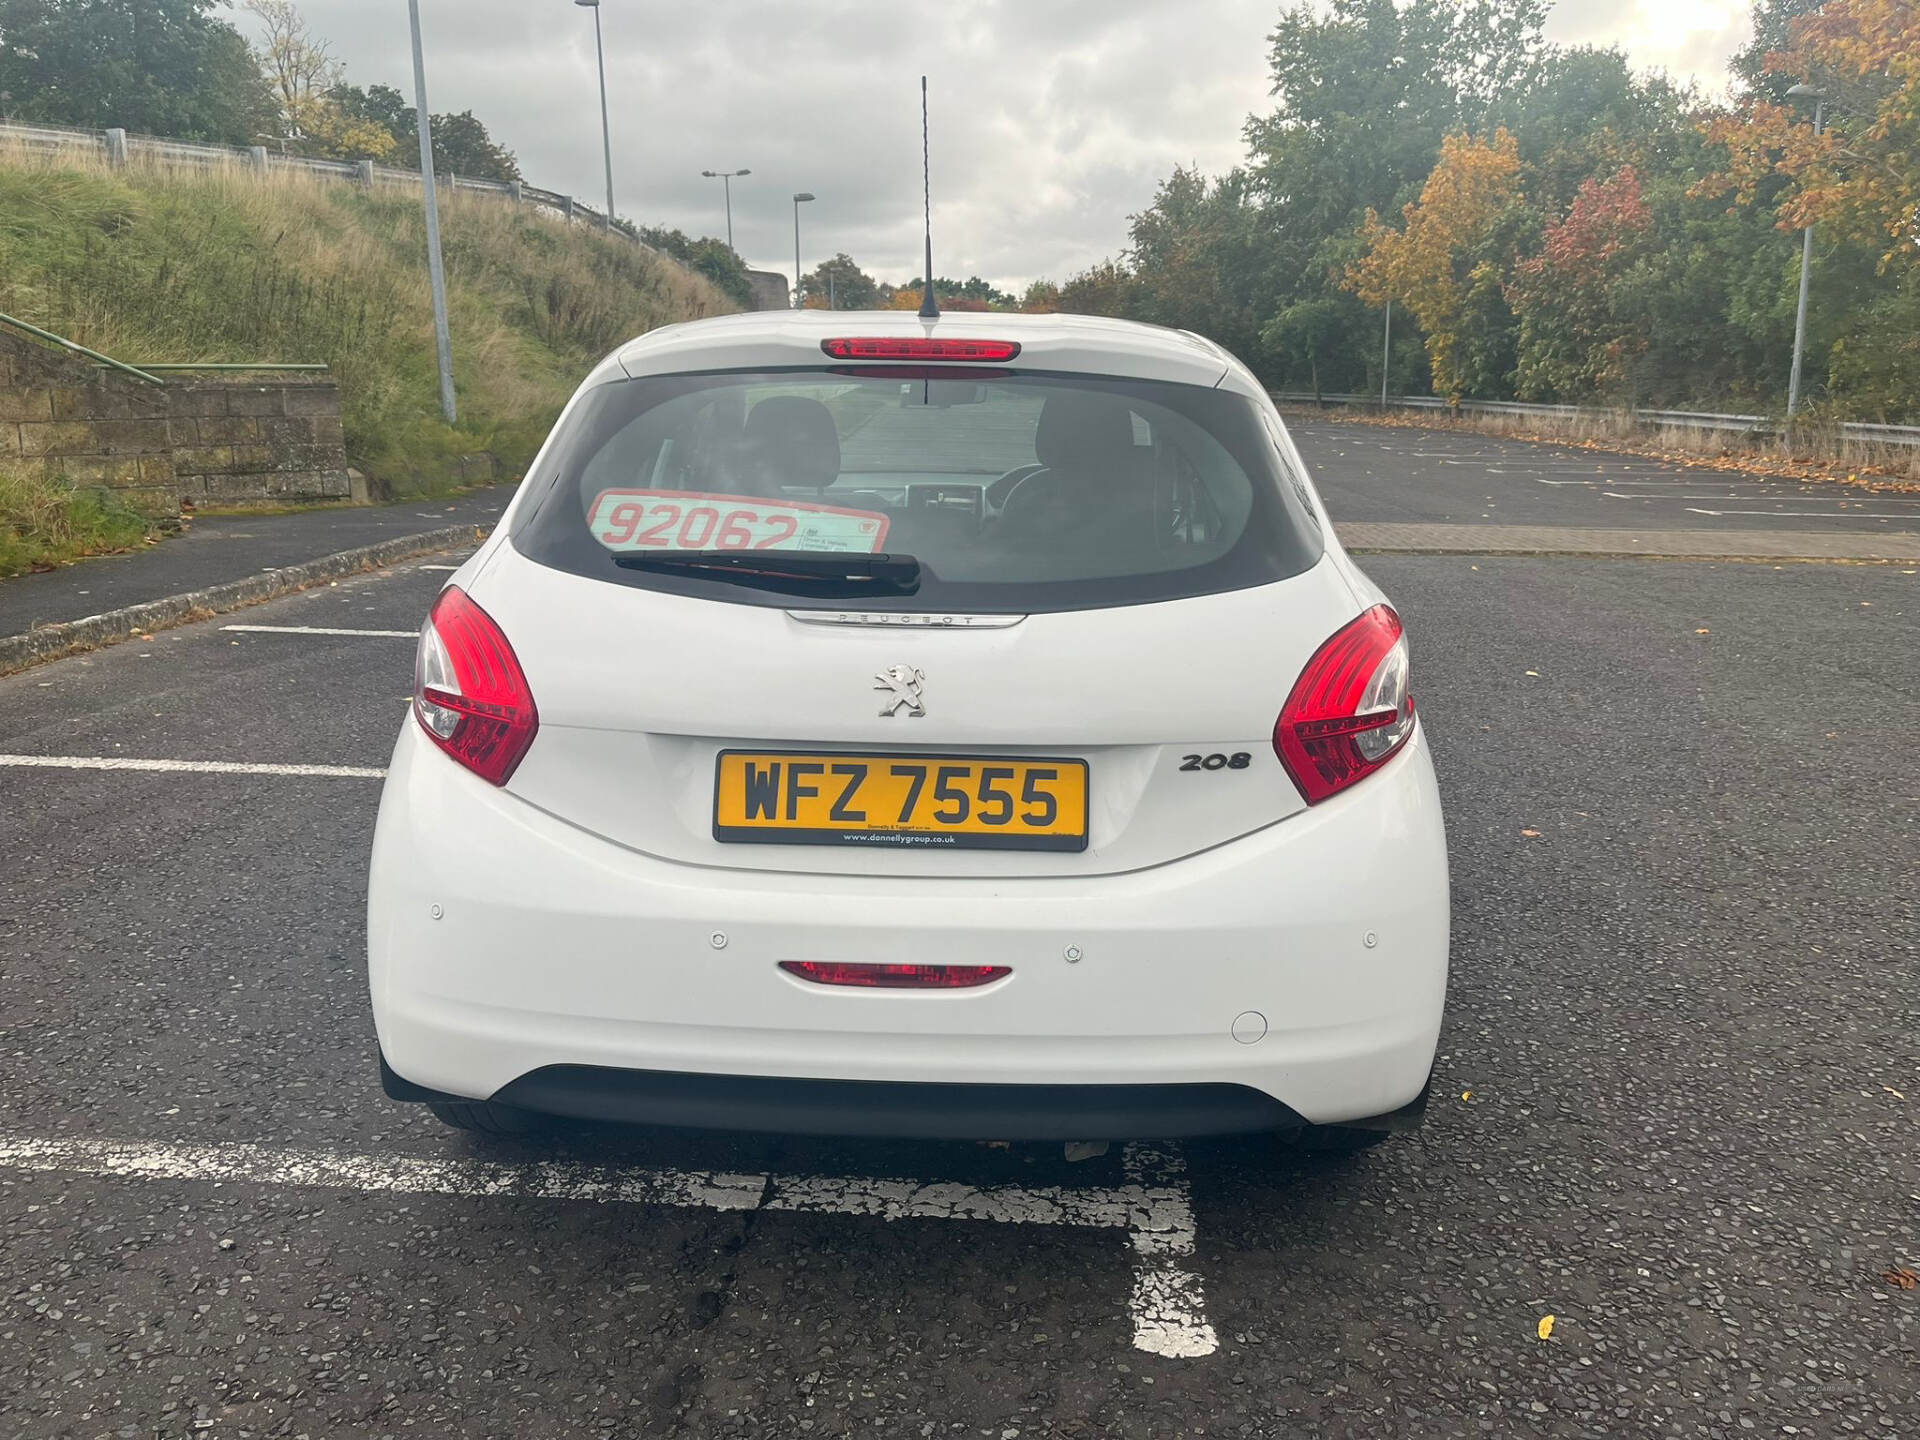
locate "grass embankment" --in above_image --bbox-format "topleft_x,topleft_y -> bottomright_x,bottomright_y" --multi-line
1284,404 -> 1920,492
0,144 -> 736,569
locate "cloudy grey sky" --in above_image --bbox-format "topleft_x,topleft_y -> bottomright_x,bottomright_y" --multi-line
247,1 -> 1753,293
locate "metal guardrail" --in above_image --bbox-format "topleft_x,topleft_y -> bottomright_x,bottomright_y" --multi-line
0,120 -> 686,276
1271,392 -> 1920,449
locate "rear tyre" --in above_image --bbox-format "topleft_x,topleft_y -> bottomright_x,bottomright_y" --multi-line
1289,1124 -> 1392,1154
426,1099 -> 544,1136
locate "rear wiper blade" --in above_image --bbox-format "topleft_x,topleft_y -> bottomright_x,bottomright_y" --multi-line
613,549 -> 921,596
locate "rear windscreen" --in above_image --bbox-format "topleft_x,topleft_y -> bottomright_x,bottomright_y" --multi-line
510,368 -> 1325,613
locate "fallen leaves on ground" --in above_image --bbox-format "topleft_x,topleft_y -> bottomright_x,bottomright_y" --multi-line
1521,828 -> 1543,838
1537,1315 -> 1556,1340
1883,1268 -> 1918,1290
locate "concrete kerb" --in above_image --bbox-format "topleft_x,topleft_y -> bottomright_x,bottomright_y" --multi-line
0,524 -> 484,676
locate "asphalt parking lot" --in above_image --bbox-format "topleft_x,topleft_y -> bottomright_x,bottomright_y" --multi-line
1,433 -> 1916,1438
1289,418 -> 1920,532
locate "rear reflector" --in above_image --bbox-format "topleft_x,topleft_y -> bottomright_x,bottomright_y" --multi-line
820,337 -> 1021,362
779,961 -> 1012,989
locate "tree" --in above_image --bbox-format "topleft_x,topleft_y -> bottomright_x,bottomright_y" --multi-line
1057,260 -> 1142,317
246,0 -> 331,119
330,82 -> 411,141
0,0 -> 276,143
245,0 -> 388,159
1023,0 -> 1911,417
1733,0 -> 1831,102
1347,129 -> 1527,397
327,83 -> 518,181
1124,167 -> 1271,360
1019,280 -> 1060,313
419,110 -> 519,183
242,3 -> 394,159
1702,0 -> 1920,415
900,276 -> 1017,307
630,225 -> 752,308
1240,0 -> 1550,389
1506,166 -> 1655,399
1261,297 -> 1349,403
800,253 -> 879,309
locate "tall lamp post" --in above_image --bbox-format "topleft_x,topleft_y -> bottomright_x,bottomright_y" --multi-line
700,168 -> 751,250
1785,82 -> 1827,419
791,191 -> 815,308
406,0 -> 455,424
574,0 -> 616,230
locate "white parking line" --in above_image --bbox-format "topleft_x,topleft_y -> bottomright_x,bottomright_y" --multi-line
0,1132 -> 1217,1359
222,624 -> 417,638
0,754 -> 384,779
416,564 -> 462,572
1605,492 -> 1920,506
1687,507 -> 1919,519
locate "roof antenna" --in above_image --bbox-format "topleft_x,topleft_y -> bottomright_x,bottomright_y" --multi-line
918,75 -> 939,320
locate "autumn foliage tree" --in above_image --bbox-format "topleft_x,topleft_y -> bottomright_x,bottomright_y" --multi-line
1346,129 -> 1525,398
245,0 -> 396,161
1700,0 -> 1920,413
1506,165 -> 1654,399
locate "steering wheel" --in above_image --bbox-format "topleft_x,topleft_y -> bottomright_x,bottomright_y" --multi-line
984,463 -> 1047,516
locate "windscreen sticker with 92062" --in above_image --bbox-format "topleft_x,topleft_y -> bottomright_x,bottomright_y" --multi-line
587,489 -> 890,555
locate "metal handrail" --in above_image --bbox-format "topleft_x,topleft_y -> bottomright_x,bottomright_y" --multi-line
102,362 -> 329,373
0,311 -> 166,386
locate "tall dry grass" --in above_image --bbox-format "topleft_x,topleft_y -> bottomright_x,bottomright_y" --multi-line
0,141 -> 737,495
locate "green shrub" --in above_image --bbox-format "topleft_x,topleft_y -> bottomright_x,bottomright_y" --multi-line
0,463 -> 153,578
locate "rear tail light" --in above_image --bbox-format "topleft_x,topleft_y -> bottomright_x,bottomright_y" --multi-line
413,587 -> 539,786
820,337 -> 1021,361
779,961 -> 1011,989
1274,604 -> 1415,805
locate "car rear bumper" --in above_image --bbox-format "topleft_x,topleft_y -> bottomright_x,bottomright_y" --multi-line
380,1054 -> 1335,1140
369,723 -> 1450,1136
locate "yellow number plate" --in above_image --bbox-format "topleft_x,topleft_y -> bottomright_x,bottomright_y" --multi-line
713,752 -> 1089,851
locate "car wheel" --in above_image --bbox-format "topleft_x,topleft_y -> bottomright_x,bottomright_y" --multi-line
426,1099 -> 544,1136
1290,1124 -> 1391,1154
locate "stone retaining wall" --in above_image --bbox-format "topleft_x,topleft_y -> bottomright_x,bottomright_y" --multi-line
0,331 -> 351,521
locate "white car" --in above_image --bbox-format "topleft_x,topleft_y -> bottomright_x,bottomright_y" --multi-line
368,309 -> 1448,1150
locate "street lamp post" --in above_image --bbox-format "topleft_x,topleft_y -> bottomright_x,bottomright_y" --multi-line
791,192 -> 815,308
574,0 -> 616,230
1381,299 -> 1392,410
1785,83 -> 1827,420
406,0 -> 456,424
700,168 -> 751,250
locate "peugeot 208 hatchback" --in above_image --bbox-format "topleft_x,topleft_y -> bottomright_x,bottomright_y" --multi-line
369,310 -> 1449,1150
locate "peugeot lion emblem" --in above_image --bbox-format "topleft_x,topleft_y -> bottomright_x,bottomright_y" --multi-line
874,665 -> 926,717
